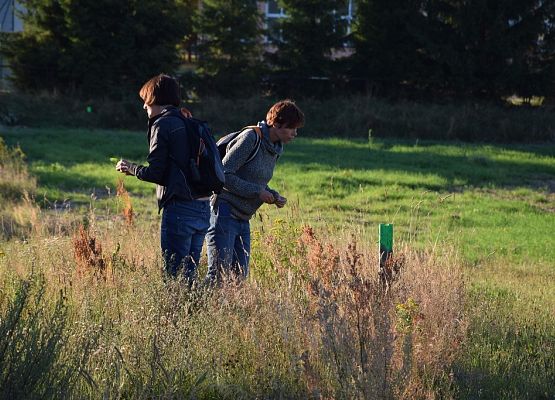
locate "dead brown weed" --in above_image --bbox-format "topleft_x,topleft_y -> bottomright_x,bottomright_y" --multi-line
116,178 -> 134,226
72,224 -> 107,279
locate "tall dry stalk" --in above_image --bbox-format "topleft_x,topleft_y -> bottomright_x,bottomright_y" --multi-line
116,178 -> 134,226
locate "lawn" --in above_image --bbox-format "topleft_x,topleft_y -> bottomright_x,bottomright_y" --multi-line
1,126 -> 554,398
4,127 -> 554,265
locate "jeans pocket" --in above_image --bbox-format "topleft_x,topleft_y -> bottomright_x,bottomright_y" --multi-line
163,209 -> 183,236
164,204 -> 196,235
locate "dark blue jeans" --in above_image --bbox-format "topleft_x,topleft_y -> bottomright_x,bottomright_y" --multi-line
161,199 -> 210,281
205,200 -> 251,283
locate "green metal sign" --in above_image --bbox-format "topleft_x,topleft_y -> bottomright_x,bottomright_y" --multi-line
379,223 -> 393,253
379,224 -> 394,286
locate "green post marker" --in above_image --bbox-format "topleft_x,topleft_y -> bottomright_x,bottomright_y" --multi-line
86,106 -> 93,113
379,223 -> 393,278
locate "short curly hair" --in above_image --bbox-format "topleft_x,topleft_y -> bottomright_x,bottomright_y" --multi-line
266,100 -> 305,128
139,74 -> 181,107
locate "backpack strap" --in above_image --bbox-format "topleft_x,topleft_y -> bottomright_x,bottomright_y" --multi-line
242,126 -> 263,164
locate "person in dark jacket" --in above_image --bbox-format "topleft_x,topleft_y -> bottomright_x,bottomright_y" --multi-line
116,74 -> 211,282
206,100 -> 304,284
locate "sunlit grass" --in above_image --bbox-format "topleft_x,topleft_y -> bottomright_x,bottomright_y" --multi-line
2,128 -> 553,265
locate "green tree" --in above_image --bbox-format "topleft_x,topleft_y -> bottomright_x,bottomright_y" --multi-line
419,0 -> 555,99
351,0 -> 430,96
194,0 -> 263,96
351,0 -> 555,100
0,0 -> 69,92
270,0 -> 349,96
0,0 -> 193,97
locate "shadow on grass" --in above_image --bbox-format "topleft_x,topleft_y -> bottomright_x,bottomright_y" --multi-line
283,140 -> 555,191
28,139 -> 555,202
455,322 -> 555,400
456,364 -> 555,400
4,128 -> 554,197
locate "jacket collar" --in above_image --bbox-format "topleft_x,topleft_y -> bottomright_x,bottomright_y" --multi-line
258,120 -> 284,156
146,106 -> 181,140
149,106 -> 179,125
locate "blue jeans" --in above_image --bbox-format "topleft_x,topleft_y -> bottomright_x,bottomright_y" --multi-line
161,199 -> 210,280
205,200 -> 251,283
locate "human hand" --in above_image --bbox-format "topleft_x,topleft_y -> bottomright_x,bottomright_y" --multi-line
259,190 -> 275,204
115,159 -> 133,175
275,195 -> 287,208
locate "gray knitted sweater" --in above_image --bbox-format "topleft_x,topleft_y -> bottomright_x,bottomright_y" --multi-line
217,121 -> 283,220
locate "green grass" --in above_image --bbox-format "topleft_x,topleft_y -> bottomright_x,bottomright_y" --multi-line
3,126 -> 554,262
270,138 -> 554,265
2,126 -> 554,398
3,127 -> 554,265
2,127 -> 155,212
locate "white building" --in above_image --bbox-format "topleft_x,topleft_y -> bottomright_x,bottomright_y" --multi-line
0,0 -> 23,89
260,0 -> 355,57
262,0 -> 355,35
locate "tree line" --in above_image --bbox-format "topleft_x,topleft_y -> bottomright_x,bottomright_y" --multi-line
1,0 -> 554,102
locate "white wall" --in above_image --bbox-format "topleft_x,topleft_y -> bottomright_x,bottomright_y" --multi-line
0,0 -> 23,32
0,1 -> 23,90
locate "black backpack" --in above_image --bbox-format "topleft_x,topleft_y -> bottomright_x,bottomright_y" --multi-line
216,126 -> 263,164
172,112 -> 226,194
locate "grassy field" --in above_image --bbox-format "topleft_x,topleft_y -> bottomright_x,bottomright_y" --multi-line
3,127 -> 553,265
1,126 -> 554,398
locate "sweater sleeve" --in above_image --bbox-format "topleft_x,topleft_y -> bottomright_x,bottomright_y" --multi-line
129,123 -> 171,185
266,186 -> 279,198
222,129 -> 264,198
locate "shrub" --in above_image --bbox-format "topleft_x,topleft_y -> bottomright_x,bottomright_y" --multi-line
0,274 -> 80,399
3,91 -> 553,142
275,225 -> 467,398
0,92 -> 145,130
72,224 -> 107,279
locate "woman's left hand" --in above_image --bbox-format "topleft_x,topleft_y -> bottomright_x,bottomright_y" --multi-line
116,159 -> 133,175
275,195 -> 287,208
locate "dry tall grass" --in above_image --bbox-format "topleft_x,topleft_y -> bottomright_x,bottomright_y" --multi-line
0,195 -> 467,399
258,224 -> 467,399
0,138 -> 38,239
0,138 -> 33,197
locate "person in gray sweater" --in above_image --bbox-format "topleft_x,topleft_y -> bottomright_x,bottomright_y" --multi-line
206,100 -> 304,283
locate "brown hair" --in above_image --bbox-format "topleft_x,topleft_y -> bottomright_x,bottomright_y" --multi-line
139,74 -> 181,107
266,100 -> 305,128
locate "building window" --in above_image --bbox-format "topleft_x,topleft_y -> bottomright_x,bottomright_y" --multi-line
266,0 -> 285,18
263,0 -> 355,44
264,0 -> 286,43
0,0 -> 23,90
337,0 -> 355,35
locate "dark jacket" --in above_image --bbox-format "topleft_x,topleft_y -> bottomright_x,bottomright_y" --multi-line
128,106 -> 210,210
